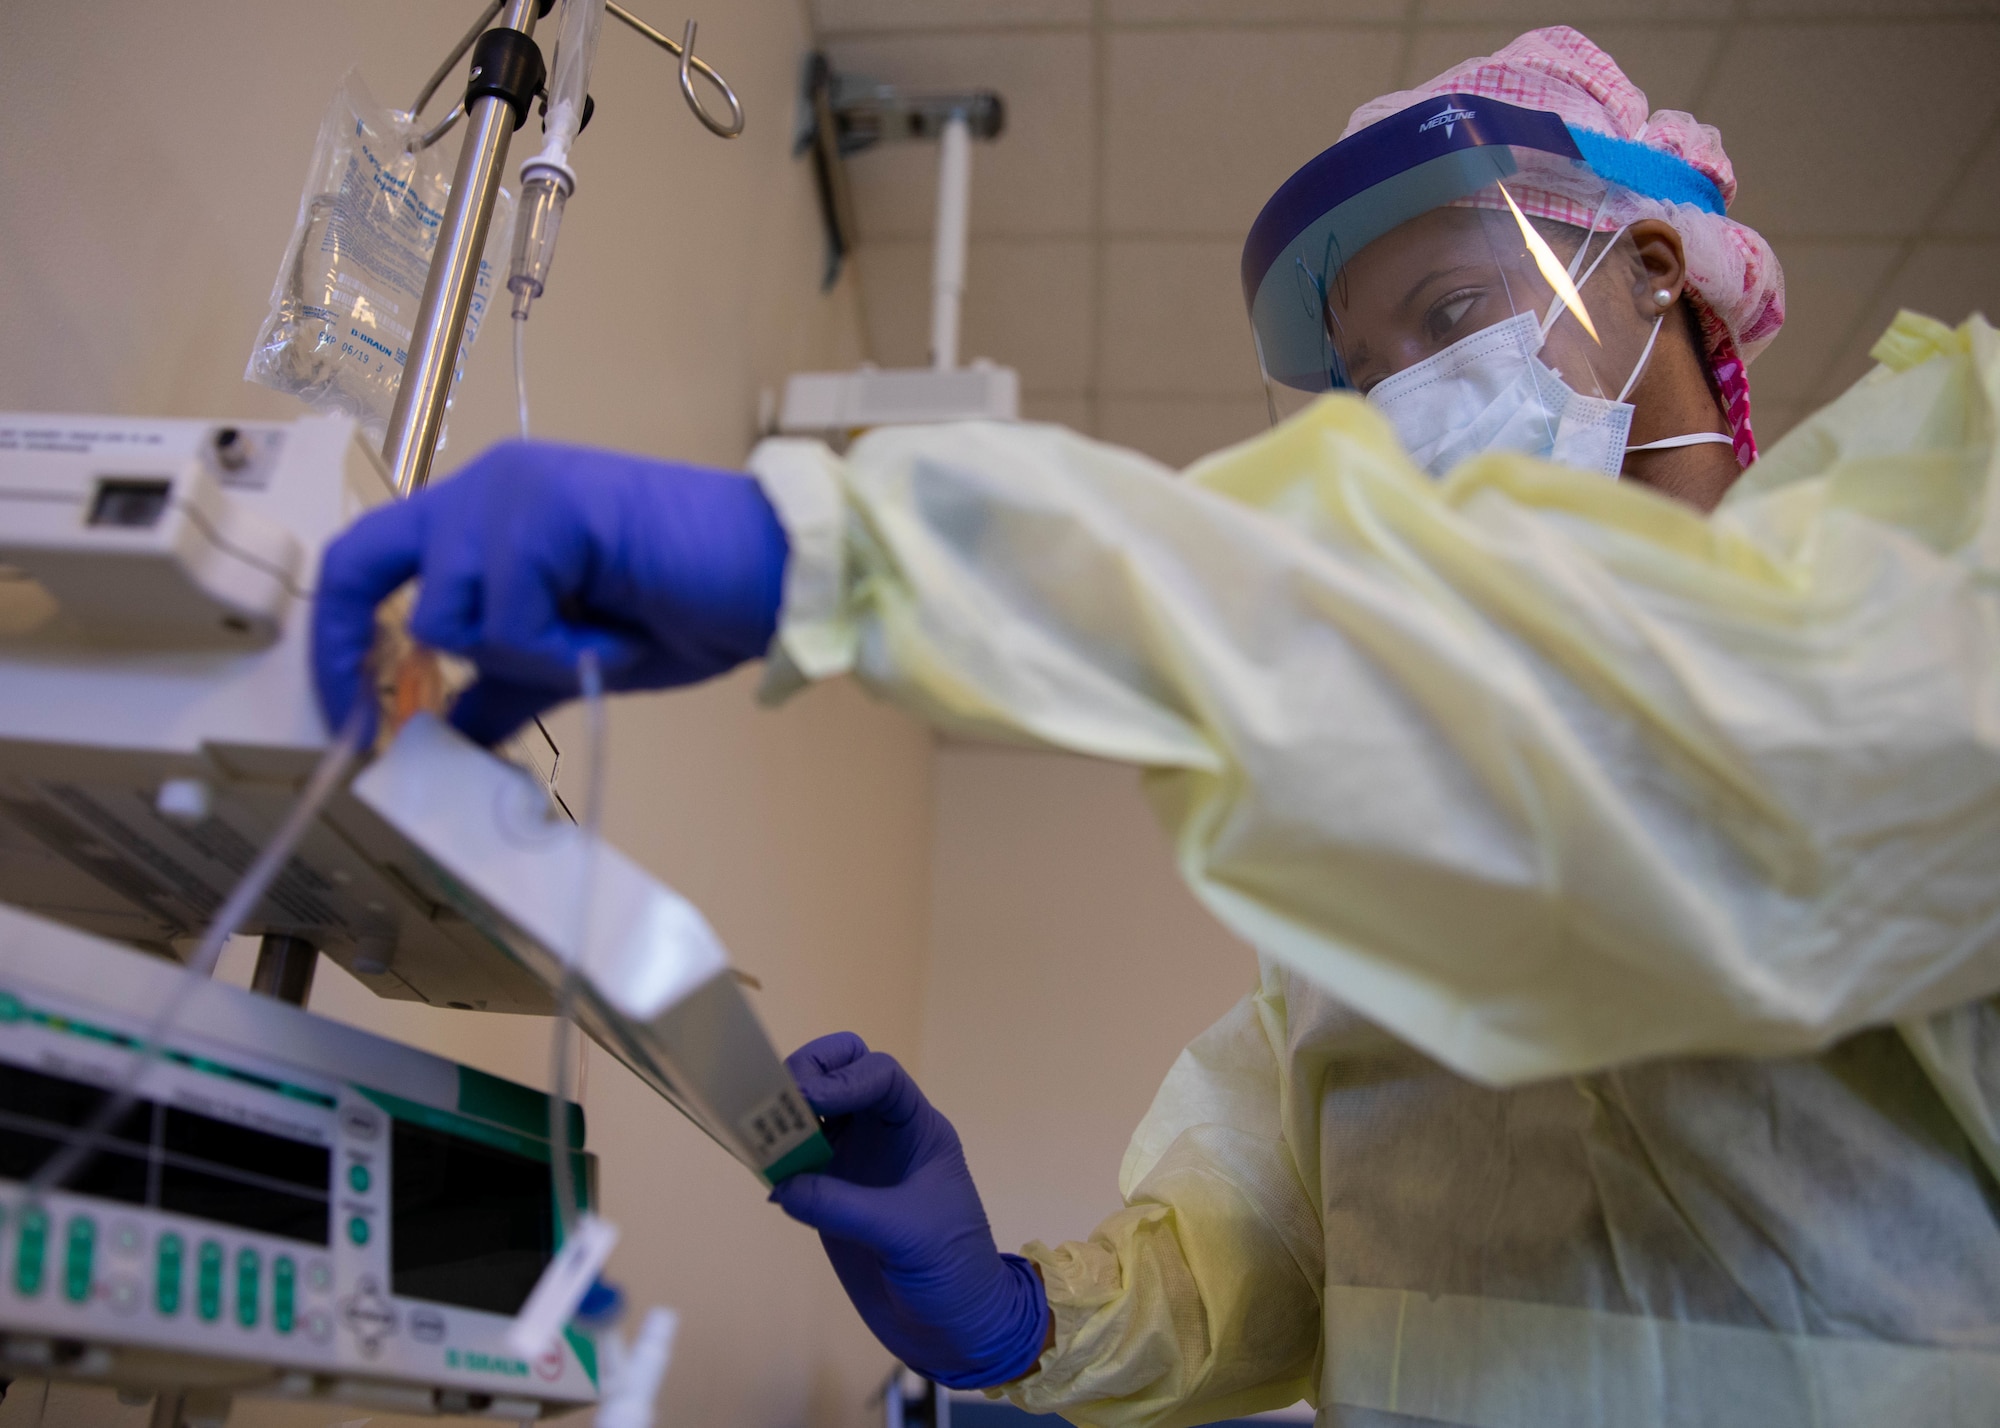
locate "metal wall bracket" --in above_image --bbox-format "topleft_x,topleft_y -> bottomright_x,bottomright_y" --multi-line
797,54 -> 1005,291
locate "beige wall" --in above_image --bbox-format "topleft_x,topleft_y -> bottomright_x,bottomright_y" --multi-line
916,747 -> 1257,1258
0,3 -> 936,1427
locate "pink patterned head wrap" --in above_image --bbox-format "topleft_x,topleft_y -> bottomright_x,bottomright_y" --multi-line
1342,26 -> 1784,467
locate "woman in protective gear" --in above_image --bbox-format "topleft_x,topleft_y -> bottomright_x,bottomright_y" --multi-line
314,29 -> 2000,1425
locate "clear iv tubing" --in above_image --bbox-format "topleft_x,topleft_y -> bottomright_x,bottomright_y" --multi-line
543,0 -> 606,165
508,0 -> 599,323
28,708 -> 370,1199
514,312 -> 532,439
549,649 -> 607,1241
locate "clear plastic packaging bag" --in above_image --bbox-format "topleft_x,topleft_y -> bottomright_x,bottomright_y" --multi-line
247,71 -> 512,449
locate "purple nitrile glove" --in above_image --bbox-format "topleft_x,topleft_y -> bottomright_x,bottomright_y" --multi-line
772,1033 -> 1050,1389
313,440 -> 788,746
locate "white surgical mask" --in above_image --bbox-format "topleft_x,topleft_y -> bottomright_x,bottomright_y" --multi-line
1366,295 -> 1734,481
1368,312 -> 1637,479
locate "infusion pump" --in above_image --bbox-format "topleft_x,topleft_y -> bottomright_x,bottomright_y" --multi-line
0,411 -> 513,998
0,901 -> 598,1418
0,412 -> 828,1187
0,411 -> 833,1413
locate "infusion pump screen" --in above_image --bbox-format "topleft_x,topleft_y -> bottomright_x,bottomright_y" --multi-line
0,1061 -> 331,1243
0,1058 -> 561,1317
390,1118 -> 555,1316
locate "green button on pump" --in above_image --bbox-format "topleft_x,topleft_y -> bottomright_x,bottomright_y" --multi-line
196,1240 -> 223,1322
63,1216 -> 94,1303
273,1255 -> 296,1335
346,1215 -> 370,1247
347,1162 -> 371,1194
14,1208 -> 47,1297
235,1248 -> 260,1328
156,1233 -> 184,1315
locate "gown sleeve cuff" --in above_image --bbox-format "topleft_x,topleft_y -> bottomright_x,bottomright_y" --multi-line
996,1236 -> 1135,1408
747,437 -> 859,702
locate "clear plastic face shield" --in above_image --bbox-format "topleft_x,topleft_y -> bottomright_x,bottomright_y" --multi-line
1243,96 -> 1722,478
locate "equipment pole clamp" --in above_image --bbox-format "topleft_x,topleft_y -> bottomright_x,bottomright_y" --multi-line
466,26 -> 548,131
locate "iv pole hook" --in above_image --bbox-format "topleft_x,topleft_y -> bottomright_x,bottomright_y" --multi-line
604,3 -> 745,138
678,21 -> 742,138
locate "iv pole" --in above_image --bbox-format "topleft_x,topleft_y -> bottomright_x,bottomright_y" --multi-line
378,0 -> 741,499
253,0 -> 547,1003
250,0 -> 742,1007
383,0 -> 547,498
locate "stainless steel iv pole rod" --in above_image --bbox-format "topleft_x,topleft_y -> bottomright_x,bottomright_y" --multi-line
382,0 -> 543,496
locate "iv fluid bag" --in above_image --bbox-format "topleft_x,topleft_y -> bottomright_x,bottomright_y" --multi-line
247,71 -> 513,449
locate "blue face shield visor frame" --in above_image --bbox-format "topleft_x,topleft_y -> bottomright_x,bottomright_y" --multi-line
1241,94 -> 1726,395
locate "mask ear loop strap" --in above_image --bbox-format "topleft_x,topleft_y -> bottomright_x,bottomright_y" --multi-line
1628,431 -> 1736,452
1616,313 -> 1666,404
1620,304 -> 1737,449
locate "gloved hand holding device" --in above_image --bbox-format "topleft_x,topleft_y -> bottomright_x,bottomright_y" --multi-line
772,1033 -> 1051,1389
313,440 -> 789,745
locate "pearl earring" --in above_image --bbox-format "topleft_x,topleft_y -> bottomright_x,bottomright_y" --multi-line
1653,288 -> 1674,307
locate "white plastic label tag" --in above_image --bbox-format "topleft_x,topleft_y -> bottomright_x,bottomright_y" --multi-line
507,1212 -> 620,1360
597,1307 -> 682,1428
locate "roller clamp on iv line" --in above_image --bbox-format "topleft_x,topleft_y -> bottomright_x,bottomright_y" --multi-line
0,3 -> 822,1422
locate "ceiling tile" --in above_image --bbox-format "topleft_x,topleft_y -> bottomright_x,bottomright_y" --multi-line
1021,394 -> 1094,431
1933,128 -> 2000,237
962,241 -> 1097,391
1098,395 -> 1274,467
854,239 -> 1096,389
1700,22 -> 2000,240
815,0 -> 1091,33
1742,0 -> 2000,15
1880,239 -> 2000,322
1811,239 -> 2000,405
826,33 -> 1095,240
1738,239 -> 1900,406
1104,27 -> 1406,237
1097,239 -> 1265,396
853,242 -> 932,366
1108,0 -> 1404,22
1400,24 -> 1723,111
1417,0 -> 1732,22
1398,24 -> 1525,88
